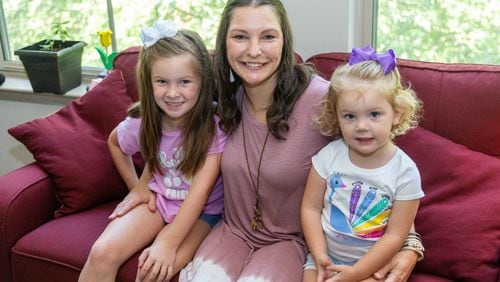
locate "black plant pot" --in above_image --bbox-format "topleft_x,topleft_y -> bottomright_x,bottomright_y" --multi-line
15,40 -> 87,94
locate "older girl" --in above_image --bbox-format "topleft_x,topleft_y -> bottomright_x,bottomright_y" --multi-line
79,21 -> 226,282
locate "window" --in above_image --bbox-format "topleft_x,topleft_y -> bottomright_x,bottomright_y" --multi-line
375,0 -> 499,65
1,0 -> 224,69
2,1 -> 497,71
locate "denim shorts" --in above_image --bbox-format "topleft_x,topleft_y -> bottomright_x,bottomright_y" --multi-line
199,213 -> 222,227
303,253 -> 355,270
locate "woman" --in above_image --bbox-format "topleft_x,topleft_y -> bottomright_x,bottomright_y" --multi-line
178,1 -> 423,281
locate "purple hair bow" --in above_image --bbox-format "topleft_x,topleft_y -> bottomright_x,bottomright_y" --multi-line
349,46 -> 396,74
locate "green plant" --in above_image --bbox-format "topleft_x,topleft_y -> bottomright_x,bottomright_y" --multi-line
95,29 -> 118,71
39,20 -> 70,51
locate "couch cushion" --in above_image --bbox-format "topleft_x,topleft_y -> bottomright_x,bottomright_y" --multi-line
11,202 -> 116,278
396,61 -> 500,159
8,70 -> 132,216
409,274 -> 454,282
10,201 -> 179,282
396,127 -> 500,282
11,202 -> 137,282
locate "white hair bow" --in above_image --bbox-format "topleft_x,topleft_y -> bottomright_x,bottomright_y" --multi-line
140,20 -> 179,48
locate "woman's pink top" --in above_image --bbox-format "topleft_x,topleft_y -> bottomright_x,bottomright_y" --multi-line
221,75 -> 330,249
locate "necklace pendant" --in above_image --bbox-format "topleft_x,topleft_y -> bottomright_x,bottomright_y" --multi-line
250,203 -> 264,230
241,102 -> 270,232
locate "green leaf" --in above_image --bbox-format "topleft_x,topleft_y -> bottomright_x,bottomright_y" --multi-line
106,51 -> 119,70
95,47 -> 119,70
95,46 -> 109,69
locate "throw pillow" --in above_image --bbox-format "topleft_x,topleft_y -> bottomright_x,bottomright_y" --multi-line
8,70 -> 133,217
396,127 -> 500,282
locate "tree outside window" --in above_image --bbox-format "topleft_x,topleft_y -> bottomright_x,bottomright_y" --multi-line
376,0 -> 499,65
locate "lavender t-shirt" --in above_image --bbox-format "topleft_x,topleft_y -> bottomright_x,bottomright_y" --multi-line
117,116 -> 227,223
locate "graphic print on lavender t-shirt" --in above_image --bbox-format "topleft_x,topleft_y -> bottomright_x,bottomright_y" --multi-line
159,147 -> 191,200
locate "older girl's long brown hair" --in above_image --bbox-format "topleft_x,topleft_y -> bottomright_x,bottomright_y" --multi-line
132,30 -> 217,178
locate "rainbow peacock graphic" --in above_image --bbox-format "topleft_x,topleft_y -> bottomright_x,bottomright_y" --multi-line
328,173 -> 391,239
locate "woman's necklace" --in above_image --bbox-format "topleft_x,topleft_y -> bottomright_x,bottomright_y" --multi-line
241,97 -> 270,231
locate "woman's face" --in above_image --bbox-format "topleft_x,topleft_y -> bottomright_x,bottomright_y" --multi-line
226,5 -> 283,89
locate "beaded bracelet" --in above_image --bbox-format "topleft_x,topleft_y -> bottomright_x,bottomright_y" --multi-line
401,232 -> 425,261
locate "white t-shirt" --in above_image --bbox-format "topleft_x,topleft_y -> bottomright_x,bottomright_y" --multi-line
312,139 -> 424,263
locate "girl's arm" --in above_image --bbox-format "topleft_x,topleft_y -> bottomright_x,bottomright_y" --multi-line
138,152 -> 222,280
156,152 -> 221,246
108,127 -> 156,219
328,199 -> 420,281
301,168 -> 331,281
108,127 -> 138,190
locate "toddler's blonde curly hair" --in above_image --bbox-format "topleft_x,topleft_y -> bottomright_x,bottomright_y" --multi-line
314,60 -> 422,140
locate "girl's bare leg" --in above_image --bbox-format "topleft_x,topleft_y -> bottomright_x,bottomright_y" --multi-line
79,204 -> 164,282
137,219 -> 212,281
172,219 -> 212,275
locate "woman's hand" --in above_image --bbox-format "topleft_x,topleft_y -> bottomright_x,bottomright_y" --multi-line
136,240 -> 178,282
359,249 -> 418,282
325,265 -> 358,282
108,182 -> 156,220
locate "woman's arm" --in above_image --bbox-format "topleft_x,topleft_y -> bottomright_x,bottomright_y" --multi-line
370,225 -> 422,282
301,168 -> 331,281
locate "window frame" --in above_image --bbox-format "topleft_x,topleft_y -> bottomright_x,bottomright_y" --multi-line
347,0 -> 376,50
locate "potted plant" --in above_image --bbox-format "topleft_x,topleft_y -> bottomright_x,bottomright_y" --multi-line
14,20 -> 87,94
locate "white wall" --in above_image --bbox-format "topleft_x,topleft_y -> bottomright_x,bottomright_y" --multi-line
284,0 -> 373,60
0,1 -> 373,176
0,95 -> 67,175
285,0 -> 350,59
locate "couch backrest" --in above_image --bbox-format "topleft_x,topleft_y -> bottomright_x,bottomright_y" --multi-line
113,46 -> 141,101
114,48 -> 500,158
306,52 -> 500,159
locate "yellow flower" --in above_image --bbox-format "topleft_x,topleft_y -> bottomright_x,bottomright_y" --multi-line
96,29 -> 118,71
97,30 -> 113,48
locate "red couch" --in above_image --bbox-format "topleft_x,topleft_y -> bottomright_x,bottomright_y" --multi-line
1,47 -> 499,282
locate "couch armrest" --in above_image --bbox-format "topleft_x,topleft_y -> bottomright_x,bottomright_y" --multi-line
0,163 -> 59,282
